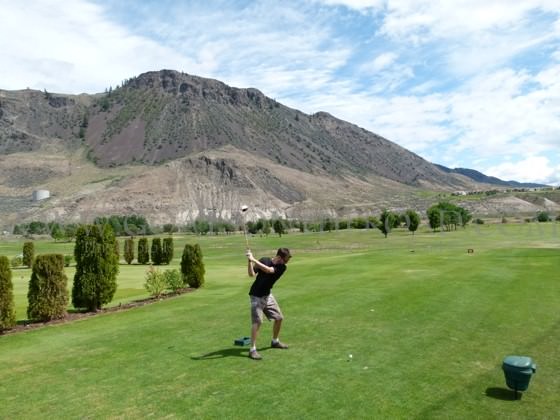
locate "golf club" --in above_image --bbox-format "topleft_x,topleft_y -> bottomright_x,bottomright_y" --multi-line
241,205 -> 250,249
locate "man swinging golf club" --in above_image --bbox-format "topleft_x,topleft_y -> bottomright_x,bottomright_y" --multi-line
246,247 -> 292,360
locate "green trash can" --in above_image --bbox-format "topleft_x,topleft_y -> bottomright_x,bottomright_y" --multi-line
502,356 -> 536,397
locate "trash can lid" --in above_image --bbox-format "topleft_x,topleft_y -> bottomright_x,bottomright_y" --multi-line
503,355 -> 534,369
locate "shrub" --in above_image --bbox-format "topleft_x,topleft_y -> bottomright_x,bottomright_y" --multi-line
27,254 -> 68,321
181,244 -> 205,288
0,256 -> 16,331
23,242 -> 34,268
144,266 -> 166,298
10,256 -> 22,268
162,237 -> 174,264
137,238 -> 150,264
556,215 -> 560,222
537,211 -> 550,222
151,238 -> 163,265
72,224 -> 119,311
474,218 -> 485,224
64,255 -> 73,267
124,238 -> 135,264
163,269 -> 183,292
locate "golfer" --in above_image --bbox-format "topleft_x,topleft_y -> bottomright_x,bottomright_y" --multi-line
246,247 -> 292,360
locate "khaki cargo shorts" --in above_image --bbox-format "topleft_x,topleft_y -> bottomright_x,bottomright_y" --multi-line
250,294 -> 284,325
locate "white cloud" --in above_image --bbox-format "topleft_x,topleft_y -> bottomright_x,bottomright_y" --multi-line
0,0 -> 198,93
314,0 -> 384,10
362,52 -> 399,72
486,156 -> 560,185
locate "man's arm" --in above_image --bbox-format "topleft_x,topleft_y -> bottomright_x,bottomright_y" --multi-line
246,250 -> 274,275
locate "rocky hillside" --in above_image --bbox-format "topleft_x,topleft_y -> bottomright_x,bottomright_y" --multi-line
0,70 -> 556,227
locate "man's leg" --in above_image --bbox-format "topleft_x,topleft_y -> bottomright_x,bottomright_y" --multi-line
251,322 -> 260,349
272,318 -> 282,341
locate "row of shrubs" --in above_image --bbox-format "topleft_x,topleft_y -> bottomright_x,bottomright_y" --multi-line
0,224 -> 205,333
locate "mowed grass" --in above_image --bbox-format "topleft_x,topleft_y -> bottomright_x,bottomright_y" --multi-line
1,223 -> 559,418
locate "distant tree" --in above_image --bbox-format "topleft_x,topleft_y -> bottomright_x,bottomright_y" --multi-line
273,219 -> 286,237
23,242 -> 34,268
404,210 -> 420,235
350,217 -> 367,229
194,219 -> 210,235
72,224 -> 119,311
151,238 -> 163,265
181,244 -> 205,288
0,256 -> 16,331
27,254 -> 68,321
137,238 -> 150,264
427,202 -> 472,231
262,220 -> 272,236
163,224 -> 178,234
124,238 -> 135,264
162,237 -> 174,264
378,210 -> 398,238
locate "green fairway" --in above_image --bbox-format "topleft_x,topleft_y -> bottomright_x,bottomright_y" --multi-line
1,224 -> 559,418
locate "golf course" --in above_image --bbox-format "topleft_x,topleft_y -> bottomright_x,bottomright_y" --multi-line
1,222 -> 559,418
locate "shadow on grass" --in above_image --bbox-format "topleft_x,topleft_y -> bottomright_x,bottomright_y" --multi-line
189,347 -> 250,360
485,387 -> 520,401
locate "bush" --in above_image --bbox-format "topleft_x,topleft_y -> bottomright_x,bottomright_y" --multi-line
556,215 -> 560,222
64,255 -> 73,267
72,224 -> 119,311
10,256 -> 22,268
0,256 -> 16,331
181,244 -> 205,288
162,237 -> 174,264
537,211 -> 550,222
23,242 -> 34,268
138,238 -> 150,264
124,238 -> 134,264
27,254 -> 68,321
163,269 -> 183,292
144,266 -> 166,298
151,238 -> 163,265
474,218 -> 485,224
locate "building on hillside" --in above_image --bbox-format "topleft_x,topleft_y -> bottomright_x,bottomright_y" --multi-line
32,190 -> 50,201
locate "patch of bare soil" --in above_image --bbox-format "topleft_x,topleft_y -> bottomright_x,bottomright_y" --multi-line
1,287 -> 195,336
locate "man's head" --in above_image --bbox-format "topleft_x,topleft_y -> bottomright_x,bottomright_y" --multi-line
276,248 -> 292,264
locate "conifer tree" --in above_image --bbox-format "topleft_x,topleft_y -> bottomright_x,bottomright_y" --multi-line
138,238 -> 150,264
27,254 -> 68,321
124,237 -> 135,264
23,241 -> 34,268
72,224 -> 119,311
162,237 -> 174,264
0,256 -> 16,331
180,244 -> 205,288
151,238 -> 163,265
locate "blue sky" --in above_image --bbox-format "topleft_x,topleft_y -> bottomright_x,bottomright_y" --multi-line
1,0 -> 559,185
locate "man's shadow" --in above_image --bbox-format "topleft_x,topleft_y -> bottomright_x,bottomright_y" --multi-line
190,347 -> 251,360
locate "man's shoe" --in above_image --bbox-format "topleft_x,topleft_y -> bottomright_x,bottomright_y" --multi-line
271,340 -> 289,349
249,349 -> 262,360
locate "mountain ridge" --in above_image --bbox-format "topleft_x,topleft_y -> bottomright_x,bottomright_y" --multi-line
0,69 -> 555,226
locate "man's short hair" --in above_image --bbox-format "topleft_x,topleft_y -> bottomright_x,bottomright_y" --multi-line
276,248 -> 291,260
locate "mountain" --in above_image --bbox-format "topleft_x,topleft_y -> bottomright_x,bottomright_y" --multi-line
0,70 -> 556,227
434,165 -> 548,189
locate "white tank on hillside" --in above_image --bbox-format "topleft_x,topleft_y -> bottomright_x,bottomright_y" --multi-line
32,190 -> 50,201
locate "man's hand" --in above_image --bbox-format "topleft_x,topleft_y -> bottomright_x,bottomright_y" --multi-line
246,250 -> 254,261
